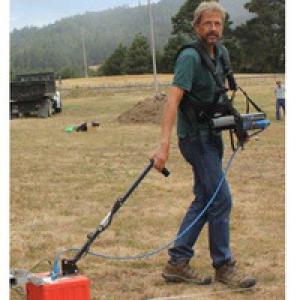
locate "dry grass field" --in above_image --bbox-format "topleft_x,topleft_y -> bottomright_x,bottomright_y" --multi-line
10,74 -> 285,300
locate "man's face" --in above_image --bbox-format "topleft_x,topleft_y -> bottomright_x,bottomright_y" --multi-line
195,10 -> 223,45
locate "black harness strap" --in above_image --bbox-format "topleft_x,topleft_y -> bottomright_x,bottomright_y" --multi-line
177,40 -> 239,127
176,40 -> 249,149
219,44 -> 238,92
192,41 -> 227,97
176,40 -> 266,150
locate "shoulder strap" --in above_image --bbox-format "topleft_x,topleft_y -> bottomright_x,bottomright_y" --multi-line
174,40 -> 199,63
218,43 -> 237,91
192,41 -> 226,93
176,40 -> 240,132
218,43 -> 231,73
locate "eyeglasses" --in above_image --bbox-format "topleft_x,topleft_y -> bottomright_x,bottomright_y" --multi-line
200,20 -> 222,29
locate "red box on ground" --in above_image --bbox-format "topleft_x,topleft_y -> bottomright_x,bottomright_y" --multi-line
26,275 -> 90,300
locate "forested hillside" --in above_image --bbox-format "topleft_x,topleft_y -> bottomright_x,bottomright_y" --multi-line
10,0 -> 251,77
10,0 -> 184,76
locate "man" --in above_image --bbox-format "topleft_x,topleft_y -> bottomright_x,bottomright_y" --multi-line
275,80 -> 285,120
151,1 -> 256,288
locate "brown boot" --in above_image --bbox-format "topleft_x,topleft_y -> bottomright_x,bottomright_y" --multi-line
162,261 -> 212,285
215,259 -> 256,288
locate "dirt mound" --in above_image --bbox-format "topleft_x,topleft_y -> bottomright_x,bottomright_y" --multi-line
117,92 -> 167,124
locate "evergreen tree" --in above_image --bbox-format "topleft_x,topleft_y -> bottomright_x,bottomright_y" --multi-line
123,33 -> 152,74
171,0 -> 201,39
160,34 -> 187,73
160,0 -> 201,72
101,44 -> 127,75
234,0 -> 285,72
222,14 -> 245,72
155,49 -> 164,74
171,0 -> 233,39
162,0 -> 236,72
58,66 -> 79,79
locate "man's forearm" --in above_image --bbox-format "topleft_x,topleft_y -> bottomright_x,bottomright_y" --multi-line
160,86 -> 184,147
151,86 -> 184,171
160,100 -> 178,147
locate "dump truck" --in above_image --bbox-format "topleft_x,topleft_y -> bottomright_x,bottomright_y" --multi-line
10,72 -> 62,118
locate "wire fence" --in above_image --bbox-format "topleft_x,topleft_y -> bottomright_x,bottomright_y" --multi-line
58,74 -> 284,92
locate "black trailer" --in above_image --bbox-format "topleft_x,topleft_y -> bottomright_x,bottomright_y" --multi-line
10,72 -> 62,118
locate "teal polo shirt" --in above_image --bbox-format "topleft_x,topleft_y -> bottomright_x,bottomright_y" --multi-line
173,44 -> 225,138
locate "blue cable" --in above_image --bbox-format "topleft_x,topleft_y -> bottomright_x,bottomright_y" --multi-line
52,146 -> 240,270
50,258 -> 61,280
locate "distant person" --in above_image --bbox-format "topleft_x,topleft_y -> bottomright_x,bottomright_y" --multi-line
151,1 -> 256,289
274,80 -> 285,120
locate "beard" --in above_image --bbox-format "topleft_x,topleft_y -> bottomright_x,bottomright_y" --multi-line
203,31 -> 221,45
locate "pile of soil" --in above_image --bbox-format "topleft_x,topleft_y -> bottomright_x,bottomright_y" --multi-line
117,92 -> 167,124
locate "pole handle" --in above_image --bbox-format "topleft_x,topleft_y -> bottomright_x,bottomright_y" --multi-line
149,159 -> 170,177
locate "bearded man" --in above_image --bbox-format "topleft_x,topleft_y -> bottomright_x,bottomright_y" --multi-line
151,1 -> 256,288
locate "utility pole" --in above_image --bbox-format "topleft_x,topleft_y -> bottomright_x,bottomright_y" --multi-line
147,0 -> 159,96
81,30 -> 88,78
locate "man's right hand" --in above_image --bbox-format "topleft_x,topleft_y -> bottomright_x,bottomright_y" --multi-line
151,143 -> 169,172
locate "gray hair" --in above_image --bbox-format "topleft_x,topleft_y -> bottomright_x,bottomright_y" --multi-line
192,1 -> 226,28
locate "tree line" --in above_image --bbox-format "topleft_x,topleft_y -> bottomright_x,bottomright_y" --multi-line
101,0 -> 285,76
10,0 -> 186,79
10,0 -> 284,79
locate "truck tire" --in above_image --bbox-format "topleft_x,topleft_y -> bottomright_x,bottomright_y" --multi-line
48,100 -> 53,117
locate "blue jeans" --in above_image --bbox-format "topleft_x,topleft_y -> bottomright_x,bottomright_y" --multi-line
276,98 -> 285,120
168,131 -> 232,269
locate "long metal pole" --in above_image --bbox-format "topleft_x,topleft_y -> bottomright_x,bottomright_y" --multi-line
147,0 -> 159,96
61,160 -> 169,275
81,30 -> 88,78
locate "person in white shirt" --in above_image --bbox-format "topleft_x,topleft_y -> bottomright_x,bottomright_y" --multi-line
274,80 -> 285,120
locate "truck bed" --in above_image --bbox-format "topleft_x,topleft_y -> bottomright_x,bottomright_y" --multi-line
10,81 -> 55,102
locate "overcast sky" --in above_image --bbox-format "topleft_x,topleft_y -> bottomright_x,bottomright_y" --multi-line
10,0 -> 159,30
